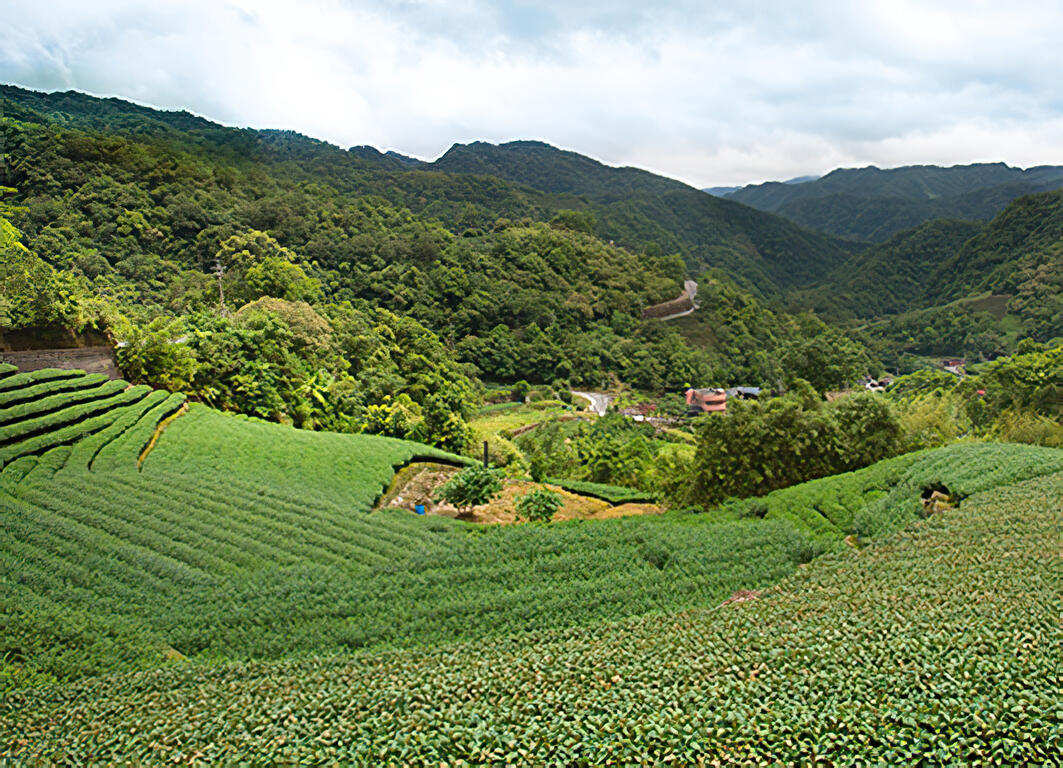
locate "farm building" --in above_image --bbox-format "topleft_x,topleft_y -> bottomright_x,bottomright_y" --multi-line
685,387 -> 727,415
725,386 -> 761,400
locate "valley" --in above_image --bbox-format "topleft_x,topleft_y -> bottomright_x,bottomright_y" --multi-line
1,78 -> 1061,764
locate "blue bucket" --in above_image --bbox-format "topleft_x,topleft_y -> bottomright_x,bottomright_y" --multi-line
415,504 -> 426,515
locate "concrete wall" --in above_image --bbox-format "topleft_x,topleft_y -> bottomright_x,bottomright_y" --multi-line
1,346 -> 122,379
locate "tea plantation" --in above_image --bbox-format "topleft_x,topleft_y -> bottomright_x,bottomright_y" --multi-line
2,366 -> 1061,763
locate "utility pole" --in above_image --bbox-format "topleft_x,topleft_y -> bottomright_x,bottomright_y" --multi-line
213,257 -> 227,316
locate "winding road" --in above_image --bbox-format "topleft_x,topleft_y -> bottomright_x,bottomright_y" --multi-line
571,391 -> 613,416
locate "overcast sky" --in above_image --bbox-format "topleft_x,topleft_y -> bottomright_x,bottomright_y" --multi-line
3,0 -> 1062,187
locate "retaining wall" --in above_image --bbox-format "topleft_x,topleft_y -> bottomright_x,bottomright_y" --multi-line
1,346 -> 122,379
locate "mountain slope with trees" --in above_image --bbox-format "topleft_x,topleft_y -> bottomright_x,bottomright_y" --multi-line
724,162 -> 1063,242
1,84 -> 888,450
424,139 -> 858,293
783,189 -> 1062,361
1,86 -> 859,299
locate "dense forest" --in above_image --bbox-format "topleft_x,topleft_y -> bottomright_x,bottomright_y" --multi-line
1,84 -> 1060,458
0,86 -> 882,452
724,162 -> 1063,242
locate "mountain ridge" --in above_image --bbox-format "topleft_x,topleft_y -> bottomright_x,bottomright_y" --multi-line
722,161 -> 1063,242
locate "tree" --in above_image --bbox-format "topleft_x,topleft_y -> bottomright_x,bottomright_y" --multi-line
114,316 -> 197,391
0,215 -> 82,332
511,380 -> 530,403
360,394 -> 422,440
550,209 -> 596,234
214,231 -> 320,308
780,313 -> 872,393
515,488 -> 563,522
684,390 -> 901,507
436,466 -> 503,515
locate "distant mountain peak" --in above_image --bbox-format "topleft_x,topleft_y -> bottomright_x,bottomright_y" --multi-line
724,161 -> 1063,242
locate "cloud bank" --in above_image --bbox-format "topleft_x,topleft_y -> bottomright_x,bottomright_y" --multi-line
2,0 -> 1062,186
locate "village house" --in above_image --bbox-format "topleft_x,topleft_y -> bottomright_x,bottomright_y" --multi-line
942,359 -> 967,376
725,386 -> 762,400
685,387 -> 727,415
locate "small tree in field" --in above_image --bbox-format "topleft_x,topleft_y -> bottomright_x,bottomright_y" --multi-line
515,488 -> 563,522
436,466 -> 503,515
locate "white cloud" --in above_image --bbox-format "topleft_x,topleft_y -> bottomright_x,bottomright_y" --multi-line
2,0 -> 1062,186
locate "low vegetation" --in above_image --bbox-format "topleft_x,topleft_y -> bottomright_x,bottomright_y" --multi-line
5,463 -> 1059,763
2,82 -> 1061,763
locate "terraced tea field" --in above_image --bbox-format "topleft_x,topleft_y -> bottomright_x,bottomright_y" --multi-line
2,366 -> 1061,762
5,462 -> 1060,762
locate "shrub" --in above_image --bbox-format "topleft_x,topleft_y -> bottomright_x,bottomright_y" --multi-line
435,466 -> 503,514
511,380 -> 530,403
988,409 -> 1063,448
739,501 -> 769,519
896,392 -> 971,450
515,488 -> 563,522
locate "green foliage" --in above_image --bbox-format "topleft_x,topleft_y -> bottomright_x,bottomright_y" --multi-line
796,189 -> 1063,354
428,139 -> 856,293
0,216 -> 83,332
895,392 -> 972,450
114,316 -> 196,391
778,313 -> 873,392
549,209 -> 596,234
435,465 -> 503,512
4,463 -> 1060,763
510,379 -> 530,403
987,409 -> 1063,447
0,86 -> 893,412
961,343 -> 1061,418
3,368 -> 1062,767
517,413 -> 661,490
886,345 -> 1062,448
215,230 -> 321,308
793,219 -> 984,319
684,391 -> 902,506
728,161 -> 1063,242
360,394 -> 422,440
545,478 -> 656,504
514,488 -> 562,522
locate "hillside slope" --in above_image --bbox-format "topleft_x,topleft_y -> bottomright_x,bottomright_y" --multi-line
1,85 -> 856,299
792,189 -> 1062,342
5,455 -> 1061,762
791,218 -> 984,319
5,367 -> 1062,694
427,140 -> 858,292
726,162 -> 1063,242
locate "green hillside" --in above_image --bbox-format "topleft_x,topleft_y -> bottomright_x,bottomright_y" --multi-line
4,437 -> 1060,762
725,162 -> 1063,242
5,366 -> 1062,695
791,218 -> 984,319
790,189 -> 1063,350
427,139 -> 857,292
1,85 -> 856,300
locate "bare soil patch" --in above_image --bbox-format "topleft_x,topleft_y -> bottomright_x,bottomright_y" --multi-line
377,462 -> 663,524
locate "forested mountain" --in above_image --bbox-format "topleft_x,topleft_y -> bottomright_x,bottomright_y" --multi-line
2,82 -> 1057,414
724,162 -> 1063,242
786,189 -> 1063,363
2,86 -> 859,298
1,83 -> 886,447
421,140 -> 858,293
703,175 -> 816,198
792,219 -> 984,319
795,189 -> 1062,333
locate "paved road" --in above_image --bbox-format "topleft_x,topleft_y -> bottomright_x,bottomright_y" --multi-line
684,279 -> 698,305
571,391 -> 613,416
